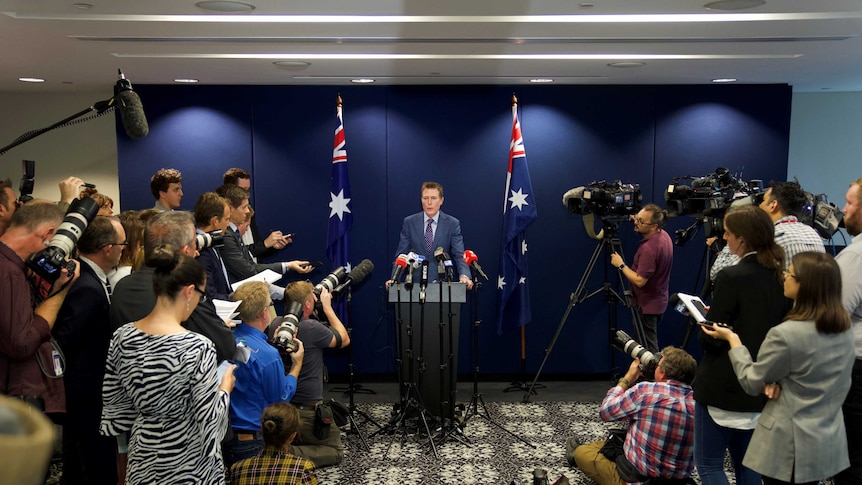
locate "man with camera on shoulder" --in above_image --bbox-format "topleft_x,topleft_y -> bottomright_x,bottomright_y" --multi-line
0,201 -> 80,413
283,281 -> 350,467
223,281 -> 304,469
568,346 -> 696,485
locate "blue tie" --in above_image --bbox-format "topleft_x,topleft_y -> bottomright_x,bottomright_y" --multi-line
425,219 -> 434,255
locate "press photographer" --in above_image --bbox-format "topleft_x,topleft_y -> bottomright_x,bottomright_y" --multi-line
283,281 -> 350,467
567,347 -> 697,485
0,201 -> 81,414
609,204 -> 673,353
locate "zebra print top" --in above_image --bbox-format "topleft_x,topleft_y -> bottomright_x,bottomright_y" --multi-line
100,323 -> 230,485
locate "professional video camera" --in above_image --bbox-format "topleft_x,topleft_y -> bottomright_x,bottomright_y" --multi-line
271,300 -> 303,353
195,229 -> 225,251
613,330 -> 662,370
563,180 -> 642,218
27,197 -> 99,301
665,167 -> 762,218
799,192 -> 844,240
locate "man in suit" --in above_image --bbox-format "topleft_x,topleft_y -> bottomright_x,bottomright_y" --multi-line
193,192 -> 233,301
150,168 -> 183,212
223,167 -> 290,260
390,181 -> 473,289
836,177 -> 862,485
109,210 -> 237,362
53,215 -> 125,485
214,184 -> 311,299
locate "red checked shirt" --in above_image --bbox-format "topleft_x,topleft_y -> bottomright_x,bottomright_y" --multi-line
599,379 -> 695,480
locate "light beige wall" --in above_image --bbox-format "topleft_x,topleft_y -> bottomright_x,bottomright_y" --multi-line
0,92 -> 120,211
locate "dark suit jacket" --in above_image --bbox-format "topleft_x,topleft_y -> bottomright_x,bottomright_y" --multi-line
393,211 -> 469,277
695,254 -> 792,412
221,226 -> 284,284
109,267 -> 236,362
52,260 -> 111,423
197,246 -> 232,301
248,215 -> 278,259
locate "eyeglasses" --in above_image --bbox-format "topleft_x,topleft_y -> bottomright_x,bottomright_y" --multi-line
193,286 -> 208,303
102,241 -> 129,248
635,217 -> 655,226
783,270 -> 799,282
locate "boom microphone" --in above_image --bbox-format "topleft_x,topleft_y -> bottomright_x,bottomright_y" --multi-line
114,70 -> 149,139
463,250 -> 489,281
390,254 -> 409,281
333,259 -> 374,294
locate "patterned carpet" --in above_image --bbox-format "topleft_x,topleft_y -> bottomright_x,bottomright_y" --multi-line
315,400 -> 624,485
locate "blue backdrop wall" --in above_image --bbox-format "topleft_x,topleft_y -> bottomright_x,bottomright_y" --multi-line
117,83 -> 791,380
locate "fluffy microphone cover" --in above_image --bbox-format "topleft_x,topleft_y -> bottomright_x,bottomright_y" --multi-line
116,90 -> 149,139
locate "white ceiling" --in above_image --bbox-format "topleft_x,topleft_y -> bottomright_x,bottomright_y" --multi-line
2,0 -> 862,93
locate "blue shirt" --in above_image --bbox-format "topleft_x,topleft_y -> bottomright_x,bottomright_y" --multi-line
229,323 -> 297,431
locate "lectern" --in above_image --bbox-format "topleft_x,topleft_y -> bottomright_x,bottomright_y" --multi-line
388,283 -> 466,418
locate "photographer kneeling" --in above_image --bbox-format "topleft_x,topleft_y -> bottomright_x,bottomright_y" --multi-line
568,347 -> 696,485
284,281 -> 350,467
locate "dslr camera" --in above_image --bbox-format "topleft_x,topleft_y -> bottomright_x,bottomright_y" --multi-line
613,330 -> 662,370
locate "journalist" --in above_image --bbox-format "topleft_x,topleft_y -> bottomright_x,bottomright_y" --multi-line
568,346 -> 696,484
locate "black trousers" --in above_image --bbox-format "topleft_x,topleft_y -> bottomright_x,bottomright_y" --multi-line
835,358 -> 862,485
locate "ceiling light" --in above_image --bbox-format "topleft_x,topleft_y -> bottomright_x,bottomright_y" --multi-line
608,61 -> 646,68
194,1 -> 255,12
530,78 -> 554,83
174,78 -> 199,83
351,78 -> 375,84
704,0 -> 766,11
712,78 -> 737,83
114,53 -> 800,61
273,61 -> 311,71
18,77 -> 45,83
72,3 -> 93,10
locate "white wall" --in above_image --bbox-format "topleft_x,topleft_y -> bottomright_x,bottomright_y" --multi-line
0,92 -> 120,211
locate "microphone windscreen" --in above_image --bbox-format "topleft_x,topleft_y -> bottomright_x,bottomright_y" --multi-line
562,186 -> 585,206
116,90 -> 149,139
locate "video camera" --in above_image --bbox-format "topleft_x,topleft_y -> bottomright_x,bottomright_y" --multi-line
27,197 -> 99,301
799,192 -> 844,240
563,180 -> 642,218
665,167 -> 762,219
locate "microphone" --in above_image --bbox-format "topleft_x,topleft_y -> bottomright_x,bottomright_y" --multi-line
434,247 -> 454,281
419,260 -> 429,303
404,251 -> 417,290
406,250 -> 424,268
333,259 -> 374,294
463,250 -> 489,281
390,254 -> 409,281
114,70 -> 149,139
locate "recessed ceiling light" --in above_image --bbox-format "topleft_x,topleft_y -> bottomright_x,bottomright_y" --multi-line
579,3 -> 596,7
174,78 -> 199,83
608,61 -> 646,68
194,1 -> 255,12
712,78 -> 738,83
273,61 -> 311,71
72,3 -> 93,10
351,78 -> 375,84
18,77 -> 45,83
530,78 -> 554,83
704,0 -> 766,11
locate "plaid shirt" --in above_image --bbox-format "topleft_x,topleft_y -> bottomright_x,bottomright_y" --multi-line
229,446 -> 318,485
600,379 -> 695,480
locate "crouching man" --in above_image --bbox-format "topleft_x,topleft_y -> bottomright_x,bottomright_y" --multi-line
568,347 -> 697,484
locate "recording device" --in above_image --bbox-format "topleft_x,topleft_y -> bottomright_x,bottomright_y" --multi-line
404,254 -> 416,290
613,330 -> 662,370
331,259 -> 374,295
195,229 -> 225,250
313,266 -> 347,297
434,247 -> 455,281
419,260 -> 429,303
798,192 -> 844,239
463,249 -> 488,280
563,180 -> 642,218
18,159 -> 35,205
665,168 -> 761,219
300,260 -> 323,269
114,70 -> 149,139
391,254 -> 409,281
271,300 -> 303,353
672,292 -> 732,329
26,197 -> 99,300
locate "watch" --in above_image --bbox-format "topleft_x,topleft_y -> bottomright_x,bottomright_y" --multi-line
617,263 -> 626,270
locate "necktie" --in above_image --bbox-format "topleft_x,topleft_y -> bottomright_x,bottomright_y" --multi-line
425,219 -> 434,255
234,228 -> 253,262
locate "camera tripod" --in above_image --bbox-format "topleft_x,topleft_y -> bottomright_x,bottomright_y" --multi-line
523,219 -> 646,403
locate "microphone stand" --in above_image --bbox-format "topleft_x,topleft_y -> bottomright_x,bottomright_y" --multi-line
462,275 -> 534,447
0,98 -> 114,157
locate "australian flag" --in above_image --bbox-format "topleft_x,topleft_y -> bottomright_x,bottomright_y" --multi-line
326,97 -> 353,291
497,100 -> 537,335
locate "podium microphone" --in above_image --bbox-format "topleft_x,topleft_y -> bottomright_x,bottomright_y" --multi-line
404,253 -> 417,290
419,260 -> 429,303
391,254 -> 409,282
434,247 -> 454,281
463,249 -> 489,281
